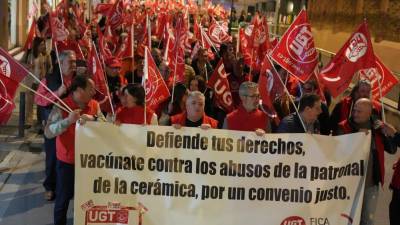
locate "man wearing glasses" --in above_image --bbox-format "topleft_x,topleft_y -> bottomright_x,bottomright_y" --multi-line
223,81 -> 271,136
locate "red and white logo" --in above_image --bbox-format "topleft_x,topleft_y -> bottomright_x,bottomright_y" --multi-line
144,66 -> 160,102
0,55 -> 11,77
287,24 -> 317,63
280,216 -> 306,225
208,22 -> 231,45
0,79 -> 13,112
345,32 -> 368,62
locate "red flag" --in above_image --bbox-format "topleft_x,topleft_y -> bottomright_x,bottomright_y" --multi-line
116,26 -> 133,59
207,19 -> 232,47
106,0 -> 124,36
0,48 -> 29,83
98,26 -> 112,60
0,75 -> 17,125
239,28 -> 252,66
259,55 -> 284,109
49,12 -> 69,42
319,21 -> 375,98
156,12 -> 168,40
359,56 -> 399,101
94,3 -> 113,14
243,15 -> 271,71
143,47 -> 170,110
0,47 -> 30,124
87,46 -> 108,98
207,59 -> 234,112
23,20 -> 37,51
167,17 -> 186,85
271,9 -> 317,82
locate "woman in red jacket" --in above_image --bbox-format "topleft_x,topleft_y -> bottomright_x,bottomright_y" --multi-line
115,83 -> 158,125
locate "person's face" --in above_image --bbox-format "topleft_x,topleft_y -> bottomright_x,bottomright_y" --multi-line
302,82 -> 315,94
354,84 -> 371,100
240,87 -> 260,112
352,103 -> 371,124
124,89 -> 137,107
136,59 -> 144,75
61,53 -> 76,76
189,79 -> 199,92
304,100 -> 322,123
77,79 -> 96,104
186,95 -> 205,119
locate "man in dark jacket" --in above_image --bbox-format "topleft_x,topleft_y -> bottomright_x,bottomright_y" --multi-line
336,98 -> 397,225
277,93 -> 322,133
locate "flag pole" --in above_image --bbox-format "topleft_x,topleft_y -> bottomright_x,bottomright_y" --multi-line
267,55 -> 307,132
92,40 -> 115,119
9,47 -> 74,112
377,78 -> 386,123
19,82 -> 71,113
54,43 -> 64,85
143,47 -> 149,125
147,14 -> 152,50
131,20 -> 135,84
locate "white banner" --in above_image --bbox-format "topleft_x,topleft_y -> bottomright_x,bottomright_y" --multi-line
75,122 -> 371,225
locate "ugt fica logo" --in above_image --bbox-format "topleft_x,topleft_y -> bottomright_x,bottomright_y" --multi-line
287,24 -> 317,63
81,200 -> 147,225
280,216 -> 306,225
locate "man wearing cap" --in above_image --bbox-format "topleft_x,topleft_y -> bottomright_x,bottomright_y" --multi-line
103,57 -> 123,113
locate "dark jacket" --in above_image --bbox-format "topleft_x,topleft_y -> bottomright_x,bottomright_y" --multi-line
277,112 -> 320,134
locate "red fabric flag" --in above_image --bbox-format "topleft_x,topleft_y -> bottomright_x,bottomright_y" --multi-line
207,59 -> 235,112
259,55 -> 284,109
23,20 -> 37,51
0,47 -> 30,124
56,40 -> 85,60
193,18 -> 201,42
87,46 -> 108,99
239,28 -> 252,66
143,47 -> 170,110
116,26 -> 133,59
207,19 -> 231,47
243,15 -> 271,71
94,3 -> 113,15
49,12 -> 69,42
359,56 -> 399,101
0,48 -> 30,83
106,0 -> 124,36
319,21 -> 375,98
156,12 -> 168,40
167,17 -> 186,85
0,74 -> 17,125
271,9 -> 317,82
97,26 -> 113,60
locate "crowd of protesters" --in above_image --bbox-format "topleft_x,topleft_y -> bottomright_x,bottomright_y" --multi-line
16,1 -> 400,225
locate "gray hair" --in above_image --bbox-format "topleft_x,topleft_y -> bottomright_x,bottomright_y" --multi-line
239,81 -> 258,96
186,91 -> 205,102
58,50 -> 75,63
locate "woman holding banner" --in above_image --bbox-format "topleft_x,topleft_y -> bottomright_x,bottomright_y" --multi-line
115,83 -> 158,125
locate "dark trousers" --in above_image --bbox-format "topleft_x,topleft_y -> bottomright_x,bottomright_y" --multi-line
42,107 -> 56,191
54,160 -> 74,225
390,188 -> 400,225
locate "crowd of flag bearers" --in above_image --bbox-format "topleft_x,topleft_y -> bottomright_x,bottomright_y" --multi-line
0,1 -> 399,225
